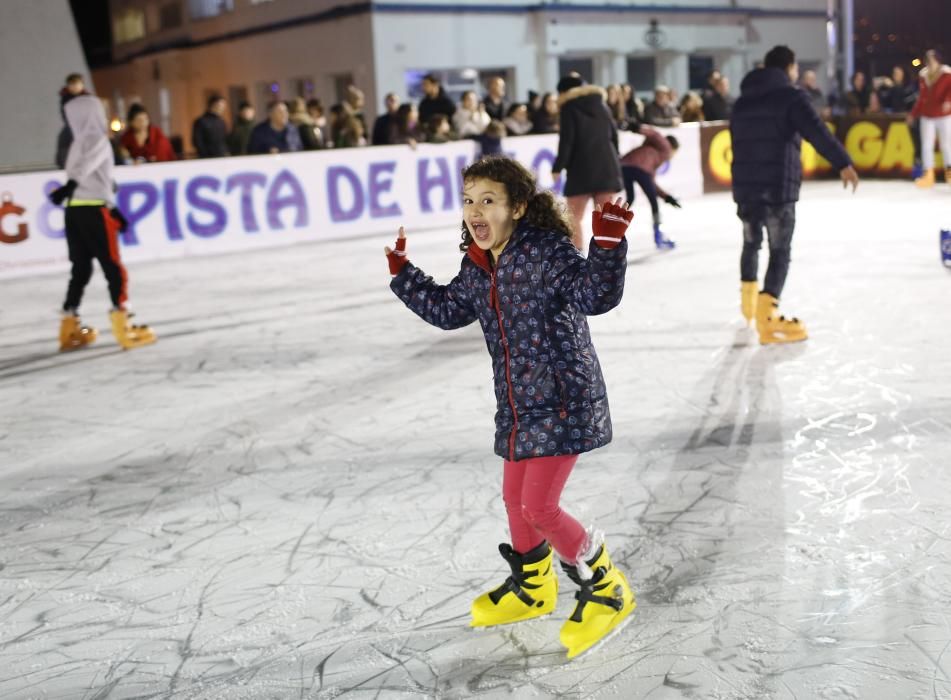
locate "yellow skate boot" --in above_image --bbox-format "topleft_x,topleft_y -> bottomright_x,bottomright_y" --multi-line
915,168 -> 935,189
470,540 -> 558,627
109,309 -> 156,350
945,168 -> 951,186
559,542 -> 636,659
756,292 -> 807,345
59,314 -> 97,352
741,281 -> 759,325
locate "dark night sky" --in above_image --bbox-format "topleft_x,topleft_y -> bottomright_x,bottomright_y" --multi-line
68,0 -> 951,76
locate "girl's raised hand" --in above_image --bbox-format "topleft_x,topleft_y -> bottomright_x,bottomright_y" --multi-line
591,198 -> 634,249
384,226 -> 409,275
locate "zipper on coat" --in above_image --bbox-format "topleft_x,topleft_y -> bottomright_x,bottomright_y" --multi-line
491,268 -> 519,461
552,371 -> 568,419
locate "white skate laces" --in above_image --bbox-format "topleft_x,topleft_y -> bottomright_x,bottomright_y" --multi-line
574,527 -> 605,581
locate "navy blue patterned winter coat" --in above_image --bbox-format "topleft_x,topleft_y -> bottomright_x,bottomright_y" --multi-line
390,224 -> 627,462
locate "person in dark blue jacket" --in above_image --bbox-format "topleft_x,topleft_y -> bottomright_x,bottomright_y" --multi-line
385,156 -> 635,659
248,101 -> 303,155
731,45 -> 859,344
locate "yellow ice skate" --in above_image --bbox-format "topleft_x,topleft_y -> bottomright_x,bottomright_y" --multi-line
470,541 -> 558,627
945,168 -> 951,185
741,281 -> 759,325
756,292 -> 807,345
109,309 -> 156,350
915,169 -> 935,189
59,314 -> 97,352
559,543 -> 636,659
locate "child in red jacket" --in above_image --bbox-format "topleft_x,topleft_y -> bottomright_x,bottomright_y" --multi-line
620,126 -> 681,249
385,156 -> 636,658
910,49 -> 951,188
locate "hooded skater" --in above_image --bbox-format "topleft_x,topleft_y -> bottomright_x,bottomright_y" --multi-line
49,94 -> 156,351
385,156 -> 636,659
551,75 -> 623,251
731,45 -> 859,344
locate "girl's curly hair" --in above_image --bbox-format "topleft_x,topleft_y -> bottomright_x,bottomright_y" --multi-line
459,156 -> 573,252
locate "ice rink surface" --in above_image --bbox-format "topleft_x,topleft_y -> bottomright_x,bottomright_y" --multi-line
1,181 -> 950,699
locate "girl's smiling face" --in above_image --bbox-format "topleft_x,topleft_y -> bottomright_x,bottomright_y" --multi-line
463,177 -> 526,257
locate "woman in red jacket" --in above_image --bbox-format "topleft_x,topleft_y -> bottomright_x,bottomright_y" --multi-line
118,104 -> 177,164
910,49 -> 951,188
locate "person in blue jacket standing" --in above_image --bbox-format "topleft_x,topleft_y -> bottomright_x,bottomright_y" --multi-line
731,45 -> 859,344
385,156 -> 636,659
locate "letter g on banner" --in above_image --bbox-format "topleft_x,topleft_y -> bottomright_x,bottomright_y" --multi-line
0,192 -> 28,244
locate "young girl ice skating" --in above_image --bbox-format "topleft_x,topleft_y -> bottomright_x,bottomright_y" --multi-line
385,156 -> 635,658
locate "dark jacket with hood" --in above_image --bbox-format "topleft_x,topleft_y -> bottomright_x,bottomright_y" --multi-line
390,223 -> 627,461
553,85 -> 623,197
731,67 -> 851,205
192,111 -> 229,158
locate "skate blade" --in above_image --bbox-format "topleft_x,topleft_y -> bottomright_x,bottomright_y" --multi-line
759,333 -> 808,345
470,609 -> 554,629
563,602 -> 636,660
117,335 -> 157,351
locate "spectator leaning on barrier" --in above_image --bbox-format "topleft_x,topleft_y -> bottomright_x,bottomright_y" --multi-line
551,74 -> 623,250
910,49 -> 951,189
531,92 -> 560,134
453,90 -> 491,138
484,76 -> 507,122
345,86 -> 368,140
622,84 -> 644,128
799,70 -> 830,120
418,74 -> 456,130
389,103 -> 423,147
478,119 -> 506,158
679,91 -> 705,122
227,102 -> 256,156
643,86 -> 681,127
880,65 -> 917,113
372,93 -> 401,145
289,97 -> 323,150
845,71 -> 870,115
192,95 -> 229,157
701,69 -> 722,107
503,103 -> 533,136
248,101 -> 302,154
56,73 -> 88,168
605,84 -> 628,129
704,76 -> 733,121
426,113 -> 455,143
118,104 -> 176,163
730,44 -> 858,345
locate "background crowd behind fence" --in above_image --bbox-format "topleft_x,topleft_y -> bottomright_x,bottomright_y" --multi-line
54,59 -> 932,170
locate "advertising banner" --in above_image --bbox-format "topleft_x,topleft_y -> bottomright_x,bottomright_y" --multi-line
700,115 -> 931,192
0,128 -> 704,280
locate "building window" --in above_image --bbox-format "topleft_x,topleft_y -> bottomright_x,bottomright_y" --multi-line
288,77 -> 315,99
558,57 -> 594,85
188,0 -> 234,20
113,8 -> 146,44
627,57 -> 657,93
159,3 -> 183,30
689,55 -> 716,91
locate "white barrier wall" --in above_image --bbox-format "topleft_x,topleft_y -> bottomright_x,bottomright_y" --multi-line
0,126 -> 701,280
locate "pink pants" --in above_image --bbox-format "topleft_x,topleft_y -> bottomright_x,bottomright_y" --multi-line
502,454 -> 587,561
566,192 -> 617,250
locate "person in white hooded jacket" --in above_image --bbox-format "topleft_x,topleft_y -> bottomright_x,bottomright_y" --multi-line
49,95 -> 156,351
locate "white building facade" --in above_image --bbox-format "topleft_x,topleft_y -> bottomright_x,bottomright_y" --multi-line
94,0 -> 834,152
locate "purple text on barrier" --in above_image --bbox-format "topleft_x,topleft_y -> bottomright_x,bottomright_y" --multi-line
418,157 -> 454,213
186,176 -> 227,238
266,169 -> 308,230
116,181 -> 159,245
38,181 -> 66,239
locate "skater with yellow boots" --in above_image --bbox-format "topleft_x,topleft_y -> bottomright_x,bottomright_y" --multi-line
49,94 -> 156,352
909,49 -> 951,189
387,158 -> 636,658
730,46 -> 858,344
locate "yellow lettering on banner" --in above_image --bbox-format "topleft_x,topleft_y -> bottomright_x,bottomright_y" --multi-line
802,122 -> 834,175
709,129 -> 733,185
879,122 -> 915,171
844,121 -> 883,170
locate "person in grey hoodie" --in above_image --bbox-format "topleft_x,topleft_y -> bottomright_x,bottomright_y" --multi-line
49,95 -> 156,351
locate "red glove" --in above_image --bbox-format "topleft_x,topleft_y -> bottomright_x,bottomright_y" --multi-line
591,199 -> 634,249
385,227 -> 408,275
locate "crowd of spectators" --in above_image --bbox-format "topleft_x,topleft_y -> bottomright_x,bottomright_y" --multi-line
55,62 -> 927,166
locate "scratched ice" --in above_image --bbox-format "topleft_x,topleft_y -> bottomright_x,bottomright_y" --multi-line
0,181 -> 949,699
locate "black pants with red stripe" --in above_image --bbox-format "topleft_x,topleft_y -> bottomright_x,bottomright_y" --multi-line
63,206 -> 128,313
